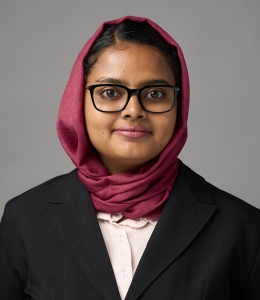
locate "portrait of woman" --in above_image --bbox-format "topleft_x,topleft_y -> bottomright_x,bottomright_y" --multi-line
0,15 -> 260,300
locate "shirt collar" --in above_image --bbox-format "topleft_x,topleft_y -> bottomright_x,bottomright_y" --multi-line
96,212 -> 157,227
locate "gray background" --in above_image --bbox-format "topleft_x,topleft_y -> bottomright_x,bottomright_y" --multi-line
1,0 -> 259,217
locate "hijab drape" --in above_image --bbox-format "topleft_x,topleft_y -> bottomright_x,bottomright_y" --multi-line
57,16 -> 189,220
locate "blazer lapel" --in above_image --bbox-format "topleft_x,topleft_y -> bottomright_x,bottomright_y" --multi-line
125,162 -> 216,300
45,171 -> 121,300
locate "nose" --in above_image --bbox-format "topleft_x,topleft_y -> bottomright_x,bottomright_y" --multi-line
120,94 -> 146,120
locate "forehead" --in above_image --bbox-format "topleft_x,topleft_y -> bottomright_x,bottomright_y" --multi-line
86,43 -> 176,87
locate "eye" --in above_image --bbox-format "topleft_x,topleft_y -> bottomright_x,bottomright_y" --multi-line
147,90 -> 163,98
102,89 -> 119,98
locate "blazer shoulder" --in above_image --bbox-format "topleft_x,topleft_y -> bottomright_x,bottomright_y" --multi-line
2,169 -> 79,221
179,161 -> 260,226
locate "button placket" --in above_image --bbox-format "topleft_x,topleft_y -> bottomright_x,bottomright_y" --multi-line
120,270 -> 128,278
119,233 -> 125,243
112,226 -> 132,299
98,214 -> 157,300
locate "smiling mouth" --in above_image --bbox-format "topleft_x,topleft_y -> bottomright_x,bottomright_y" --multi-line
114,125 -> 151,138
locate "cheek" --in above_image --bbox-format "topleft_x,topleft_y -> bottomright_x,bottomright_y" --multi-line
84,100 -> 101,141
155,110 -> 177,146
84,99 -> 113,144
85,113 -> 106,138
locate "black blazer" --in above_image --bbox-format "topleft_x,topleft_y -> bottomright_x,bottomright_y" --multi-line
1,162 -> 260,300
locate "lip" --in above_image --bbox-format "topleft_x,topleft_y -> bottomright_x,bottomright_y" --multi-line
114,125 -> 151,138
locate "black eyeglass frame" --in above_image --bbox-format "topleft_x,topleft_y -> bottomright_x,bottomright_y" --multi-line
85,84 -> 180,113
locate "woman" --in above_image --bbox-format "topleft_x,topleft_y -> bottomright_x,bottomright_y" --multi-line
0,16 -> 259,300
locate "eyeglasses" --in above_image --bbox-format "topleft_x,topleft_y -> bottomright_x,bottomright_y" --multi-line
85,84 -> 180,113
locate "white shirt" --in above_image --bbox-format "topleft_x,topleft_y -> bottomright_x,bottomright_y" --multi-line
97,212 -> 157,299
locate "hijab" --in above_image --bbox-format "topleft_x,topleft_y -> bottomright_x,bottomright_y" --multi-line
57,16 -> 189,220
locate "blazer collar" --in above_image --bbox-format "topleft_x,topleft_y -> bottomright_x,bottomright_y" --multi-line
46,162 -> 216,300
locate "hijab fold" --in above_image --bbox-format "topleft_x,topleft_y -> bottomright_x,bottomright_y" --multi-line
57,16 -> 190,220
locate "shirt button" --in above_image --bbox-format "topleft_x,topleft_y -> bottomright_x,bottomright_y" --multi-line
120,270 -> 128,278
119,234 -> 125,242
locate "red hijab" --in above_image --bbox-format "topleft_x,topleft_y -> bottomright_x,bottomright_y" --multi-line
57,16 -> 189,220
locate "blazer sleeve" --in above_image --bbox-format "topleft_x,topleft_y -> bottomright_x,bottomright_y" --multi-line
0,207 -> 26,299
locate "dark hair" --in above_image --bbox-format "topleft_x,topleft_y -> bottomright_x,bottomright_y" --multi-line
83,20 -> 181,87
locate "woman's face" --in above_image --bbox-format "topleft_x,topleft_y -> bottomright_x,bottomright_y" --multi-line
84,43 -> 178,174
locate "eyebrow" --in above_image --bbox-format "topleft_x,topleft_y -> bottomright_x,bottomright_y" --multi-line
95,77 -> 173,86
96,77 -> 127,85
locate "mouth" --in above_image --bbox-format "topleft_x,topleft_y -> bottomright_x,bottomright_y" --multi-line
114,125 -> 151,138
